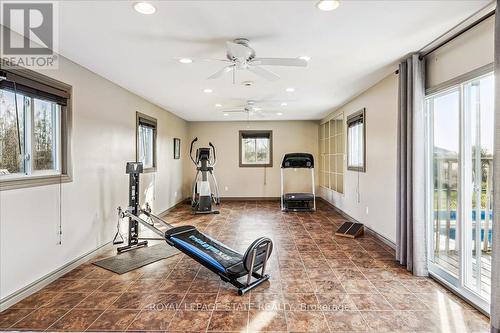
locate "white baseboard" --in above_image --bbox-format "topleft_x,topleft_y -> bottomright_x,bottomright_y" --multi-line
0,241 -> 112,311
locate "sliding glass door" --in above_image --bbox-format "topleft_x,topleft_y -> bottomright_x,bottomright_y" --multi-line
463,75 -> 494,299
428,88 -> 460,278
426,72 -> 493,312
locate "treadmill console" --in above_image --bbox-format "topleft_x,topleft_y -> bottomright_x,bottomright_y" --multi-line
281,153 -> 314,168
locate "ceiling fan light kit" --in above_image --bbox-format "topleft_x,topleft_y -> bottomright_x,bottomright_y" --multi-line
220,99 -> 291,119
241,80 -> 254,87
198,38 -> 307,82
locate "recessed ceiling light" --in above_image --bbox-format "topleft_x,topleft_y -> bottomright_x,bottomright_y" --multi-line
254,107 -> 262,111
286,87 -> 295,92
178,58 -> 192,64
299,56 -> 311,62
277,112 -> 283,116
215,103 -> 222,107
316,0 -> 340,11
203,88 -> 213,93
223,113 -> 229,116
281,102 -> 288,107
133,2 -> 156,14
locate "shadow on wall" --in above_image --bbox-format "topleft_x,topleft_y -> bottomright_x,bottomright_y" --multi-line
96,167 -> 112,245
142,173 -> 155,211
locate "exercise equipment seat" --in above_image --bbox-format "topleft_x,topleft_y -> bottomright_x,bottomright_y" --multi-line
165,225 -> 273,295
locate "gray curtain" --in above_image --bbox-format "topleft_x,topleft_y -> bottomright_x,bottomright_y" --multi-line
396,54 -> 428,276
491,2 -> 500,332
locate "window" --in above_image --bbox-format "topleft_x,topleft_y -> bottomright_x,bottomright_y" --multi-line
239,130 -> 272,167
319,113 -> 344,193
347,108 -> 366,172
136,112 -> 157,172
0,68 -> 71,190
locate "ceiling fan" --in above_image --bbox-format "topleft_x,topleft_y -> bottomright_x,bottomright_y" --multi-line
207,38 -> 307,82
221,100 -> 284,118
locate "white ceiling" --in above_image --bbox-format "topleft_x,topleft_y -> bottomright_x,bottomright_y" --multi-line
56,0 -> 488,121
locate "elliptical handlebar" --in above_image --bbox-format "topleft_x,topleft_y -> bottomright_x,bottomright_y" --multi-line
189,137 -> 198,165
209,142 -> 216,166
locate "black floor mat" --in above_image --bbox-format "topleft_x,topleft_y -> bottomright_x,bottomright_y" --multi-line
93,243 -> 179,274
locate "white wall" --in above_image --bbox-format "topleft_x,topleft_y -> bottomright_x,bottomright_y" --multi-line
426,16 -> 494,89
0,56 -> 190,300
187,121 -> 318,198
319,73 -> 399,242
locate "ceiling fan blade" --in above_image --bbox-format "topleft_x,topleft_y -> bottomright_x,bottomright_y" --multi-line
201,58 -> 232,63
207,65 -> 234,79
247,65 -> 280,81
221,110 -> 245,113
250,58 -> 307,67
226,41 -> 252,59
172,57 -> 230,63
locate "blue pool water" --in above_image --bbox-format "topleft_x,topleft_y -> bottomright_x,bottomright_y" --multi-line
434,210 -> 493,243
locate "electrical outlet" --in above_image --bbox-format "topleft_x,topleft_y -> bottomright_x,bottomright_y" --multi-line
174,191 -> 177,197
225,186 -> 229,191
366,207 -> 369,215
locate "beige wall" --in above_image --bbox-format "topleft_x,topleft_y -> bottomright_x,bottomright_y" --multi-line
4,11 -> 494,305
187,121 -> 318,198
426,16 -> 494,89
0,55 -> 190,301
320,72 -> 399,242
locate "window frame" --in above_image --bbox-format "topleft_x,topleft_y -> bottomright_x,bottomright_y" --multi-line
136,112 -> 157,173
346,108 -> 366,172
0,67 -> 72,191
239,130 -> 273,168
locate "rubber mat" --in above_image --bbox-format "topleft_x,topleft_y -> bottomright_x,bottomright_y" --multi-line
93,243 -> 179,274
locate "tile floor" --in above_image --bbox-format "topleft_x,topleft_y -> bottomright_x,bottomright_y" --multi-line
0,200 -> 490,332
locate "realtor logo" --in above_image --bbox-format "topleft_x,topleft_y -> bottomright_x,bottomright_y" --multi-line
0,1 -> 58,69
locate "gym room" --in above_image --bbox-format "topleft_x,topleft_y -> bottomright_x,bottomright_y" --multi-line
0,0 -> 499,332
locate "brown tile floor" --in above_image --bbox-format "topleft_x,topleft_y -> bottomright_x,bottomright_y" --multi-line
0,200 -> 490,332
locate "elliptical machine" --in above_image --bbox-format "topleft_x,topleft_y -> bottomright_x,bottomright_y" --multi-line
189,137 -> 221,214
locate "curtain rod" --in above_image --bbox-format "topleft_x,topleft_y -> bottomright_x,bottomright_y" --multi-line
419,7 -> 495,60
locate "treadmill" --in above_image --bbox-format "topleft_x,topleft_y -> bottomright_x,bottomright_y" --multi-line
280,153 -> 316,212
